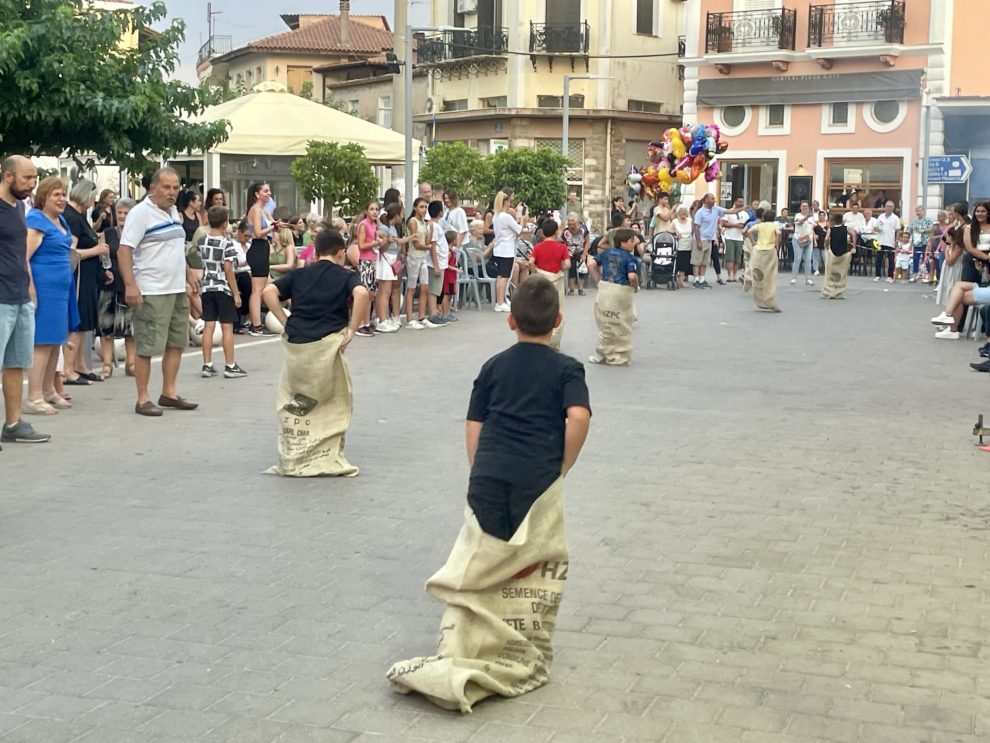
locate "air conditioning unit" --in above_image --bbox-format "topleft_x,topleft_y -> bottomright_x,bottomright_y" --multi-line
425,97 -> 434,113
456,0 -> 478,13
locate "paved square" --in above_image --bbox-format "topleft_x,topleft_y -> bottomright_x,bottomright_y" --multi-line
1,277 -> 988,742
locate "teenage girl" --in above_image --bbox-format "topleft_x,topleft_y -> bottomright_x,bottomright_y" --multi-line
245,182 -> 278,335
376,204 -> 413,332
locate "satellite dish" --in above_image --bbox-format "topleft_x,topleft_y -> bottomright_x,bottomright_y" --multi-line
425,97 -> 434,114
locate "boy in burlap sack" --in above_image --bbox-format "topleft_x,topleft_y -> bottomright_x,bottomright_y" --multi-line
744,210 -> 782,312
528,219 -> 571,350
588,228 -> 640,365
387,277 -> 591,712
821,212 -> 857,300
262,230 -> 370,477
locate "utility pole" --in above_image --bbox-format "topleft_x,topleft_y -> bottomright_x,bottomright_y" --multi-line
392,0 -> 408,193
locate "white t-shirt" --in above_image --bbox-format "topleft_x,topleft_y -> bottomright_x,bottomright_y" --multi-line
876,213 -> 901,247
673,218 -> 693,251
843,211 -> 866,233
721,213 -> 745,242
492,212 -> 522,259
860,217 -> 879,238
119,199 -> 187,295
793,212 -> 814,241
432,222 -> 449,268
232,242 -> 250,274
443,206 -> 469,245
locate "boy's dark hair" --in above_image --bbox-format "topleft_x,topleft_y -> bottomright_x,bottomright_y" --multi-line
236,219 -> 250,234
763,210 -> 776,222
428,200 -> 444,219
831,212 -> 844,226
611,212 -> 626,229
541,220 -> 558,238
315,229 -> 346,257
444,229 -> 458,244
511,276 -> 559,336
206,205 -> 229,229
659,191 -> 670,200
612,228 -> 636,247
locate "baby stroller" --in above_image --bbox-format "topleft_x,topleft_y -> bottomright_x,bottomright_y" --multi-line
648,231 -> 678,290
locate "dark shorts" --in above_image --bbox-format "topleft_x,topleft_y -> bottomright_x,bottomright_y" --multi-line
247,238 -> 270,278
467,475 -> 557,541
201,291 -> 237,324
493,256 -> 514,279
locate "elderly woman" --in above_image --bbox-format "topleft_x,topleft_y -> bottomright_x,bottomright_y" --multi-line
63,179 -> 110,383
97,198 -> 138,377
562,212 -> 589,295
24,178 -> 78,414
672,205 -> 694,288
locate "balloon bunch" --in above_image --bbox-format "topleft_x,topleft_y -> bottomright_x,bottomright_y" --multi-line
634,124 -> 729,198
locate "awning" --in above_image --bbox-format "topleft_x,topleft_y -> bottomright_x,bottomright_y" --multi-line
697,69 -> 923,106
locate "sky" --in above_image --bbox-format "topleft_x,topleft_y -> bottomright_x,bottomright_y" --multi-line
167,0 -> 431,83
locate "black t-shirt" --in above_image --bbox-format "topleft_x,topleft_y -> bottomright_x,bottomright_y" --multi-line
0,198 -> 28,304
829,225 -> 849,257
274,260 -> 360,343
467,343 -> 591,488
64,204 -> 98,252
104,227 -> 125,292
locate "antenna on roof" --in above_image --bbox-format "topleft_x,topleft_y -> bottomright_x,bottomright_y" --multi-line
207,2 -> 222,38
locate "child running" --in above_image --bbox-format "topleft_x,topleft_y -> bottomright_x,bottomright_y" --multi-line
821,212 -> 857,300
529,220 -> 571,350
198,206 -> 246,378
588,228 -> 640,366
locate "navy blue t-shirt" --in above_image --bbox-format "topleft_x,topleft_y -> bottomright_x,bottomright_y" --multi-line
0,198 -> 28,304
597,247 -> 640,285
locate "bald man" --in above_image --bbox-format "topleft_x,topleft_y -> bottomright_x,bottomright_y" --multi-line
0,155 -> 49,446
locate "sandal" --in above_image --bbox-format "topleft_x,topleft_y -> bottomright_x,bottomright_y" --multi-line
62,374 -> 92,386
75,370 -> 102,382
23,398 -> 58,415
44,392 -> 71,410
98,364 -> 113,380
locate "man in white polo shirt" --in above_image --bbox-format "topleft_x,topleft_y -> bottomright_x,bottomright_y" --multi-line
118,167 -> 200,417
875,200 -> 901,284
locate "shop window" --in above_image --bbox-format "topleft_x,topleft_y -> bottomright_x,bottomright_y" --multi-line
825,158 -> 902,213
720,159 -> 779,208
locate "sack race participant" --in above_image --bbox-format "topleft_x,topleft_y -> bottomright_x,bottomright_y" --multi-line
528,219 -> 571,351
388,277 -> 591,712
745,211 -> 781,312
588,228 -> 640,365
262,229 -> 370,477
821,213 -> 856,300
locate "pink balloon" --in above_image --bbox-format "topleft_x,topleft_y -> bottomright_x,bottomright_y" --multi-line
704,160 -> 721,183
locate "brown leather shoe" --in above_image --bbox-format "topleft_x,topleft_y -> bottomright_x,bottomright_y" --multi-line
157,395 -> 198,411
135,400 -> 163,417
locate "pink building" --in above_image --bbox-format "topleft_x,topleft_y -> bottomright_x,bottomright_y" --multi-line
681,0 -> 952,215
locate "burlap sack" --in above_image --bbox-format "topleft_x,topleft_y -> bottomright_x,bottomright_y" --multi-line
820,249 -> 852,299
534,267 -> 565,350
593,280 -> 636,364
742,244 -> 753,293
750,249 -> 780,312
387,478 -> 568,713
265,330 -> 358,477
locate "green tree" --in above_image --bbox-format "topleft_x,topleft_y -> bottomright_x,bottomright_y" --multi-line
482,147 -> 568,215
0,0 -> 227,170
290,141 -> 377,219
418,141 -> 490,204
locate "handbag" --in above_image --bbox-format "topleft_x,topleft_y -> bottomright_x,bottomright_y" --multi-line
391,257 -> 404,275
577,260 -> 589,276
797,234 -> 811,247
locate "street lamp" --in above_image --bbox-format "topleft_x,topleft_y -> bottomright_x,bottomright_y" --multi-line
404,25 -> 458,213
561,75 -> 611,219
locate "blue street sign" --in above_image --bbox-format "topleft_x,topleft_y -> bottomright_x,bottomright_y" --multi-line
928,155 -> 972,184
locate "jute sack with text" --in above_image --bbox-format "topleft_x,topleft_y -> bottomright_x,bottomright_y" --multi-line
386,478 -> 568,713
742,243 -> 753,293
265,330 -> 358,477
534,267 -> 565,350
750,249 -> 780,312
820,249 -> 851,299
594,280 -> 635,364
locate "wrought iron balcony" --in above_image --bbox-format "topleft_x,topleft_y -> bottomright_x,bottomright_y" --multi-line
705,8 -> 797,54
417,27 -> 508,64
808,0 -> 905,47
529,22 -> 590,55
678,35 -> 686,58
197,35 -> 232,67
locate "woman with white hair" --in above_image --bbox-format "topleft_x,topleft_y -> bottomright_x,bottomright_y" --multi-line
672,205 -> 694,288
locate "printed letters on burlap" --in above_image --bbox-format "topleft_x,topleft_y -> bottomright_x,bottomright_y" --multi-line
594,280 -> 635,364
820,249 -> 852,299
534,267 -> 565,350
387,478 -> 568,712
265,331 -> 358,477
750,249 -> 780,312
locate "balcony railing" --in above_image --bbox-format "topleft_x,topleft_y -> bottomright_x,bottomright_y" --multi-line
705,8 -> 797,53
417,27 -> 508,64
529,22 -> 590,55
808,0 -> 905,47
678,35 -> 686,57
197,35 -> 232,66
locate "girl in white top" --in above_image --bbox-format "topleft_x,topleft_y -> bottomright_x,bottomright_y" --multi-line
490,190 -> 522,311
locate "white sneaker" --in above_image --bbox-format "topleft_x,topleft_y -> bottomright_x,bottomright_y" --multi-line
873,276 -> 880,282
885,277 -> 894,284
408,319 -> 424,330
814,270 -> 820,276
494,303 -> 511,313
790,278 -> 797,285
377,318 -> 398,333
935,328 -> 960,340
420,318 -> 438,328
930,312 -> 954,326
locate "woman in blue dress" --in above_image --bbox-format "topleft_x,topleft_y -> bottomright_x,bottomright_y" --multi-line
24,177 -> 78,415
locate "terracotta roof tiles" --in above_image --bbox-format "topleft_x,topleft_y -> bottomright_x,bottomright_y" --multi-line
248,15 -> 393,54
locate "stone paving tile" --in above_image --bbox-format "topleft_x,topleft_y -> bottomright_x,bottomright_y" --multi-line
4,280 -> 990,741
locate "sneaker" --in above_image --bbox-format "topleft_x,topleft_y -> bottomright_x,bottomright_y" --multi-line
930,312 -> 954,326
970,358 -> 990,373
201,364 -> 218,378
224,363 -> 247,378
806,279 -> 814,286
444,314 -> 459,322
408,319 -> 424,330
886,277 -> 894,284
355,326 -> 375,337
587,355 -> 604,365
873,276 -> 880,282
494,303 -> 511,312
420,318 -> 439,329
979,343 -> 990,358
376,318 -> 399,333
1,420 -> 50,443
790,278 -> 797,285
248,325 -> 276,337
428,315 -> 448,325
814,270 -> 820,277
935,328 -> 960,340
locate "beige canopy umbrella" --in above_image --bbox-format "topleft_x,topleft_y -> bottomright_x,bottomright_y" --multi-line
190,83 -> 418,165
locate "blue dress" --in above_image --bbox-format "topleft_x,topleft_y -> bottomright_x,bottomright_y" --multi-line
27,209 -> 78,345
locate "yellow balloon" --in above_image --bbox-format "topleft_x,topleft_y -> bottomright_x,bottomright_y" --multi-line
672,143 -> 686,159
675,169 -> 693,184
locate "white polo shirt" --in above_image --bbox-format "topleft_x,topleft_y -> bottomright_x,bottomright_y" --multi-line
119,198 -> 187,295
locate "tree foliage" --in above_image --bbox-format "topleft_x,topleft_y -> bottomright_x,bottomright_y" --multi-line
0,0 -> 228,170
418,141 -> 490,204
290,141 -> 377,219
482,147 -> 568,215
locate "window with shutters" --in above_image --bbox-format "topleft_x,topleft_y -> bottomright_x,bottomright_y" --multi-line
545,0 -> 580,25
537,138 -> 585,181
636,0 -> 657,36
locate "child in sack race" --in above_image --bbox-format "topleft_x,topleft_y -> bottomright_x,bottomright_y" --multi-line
588,228 -> 640,366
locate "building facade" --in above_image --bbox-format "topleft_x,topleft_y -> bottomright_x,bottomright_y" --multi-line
418,0 -> 687,228
682,0 -> 946,217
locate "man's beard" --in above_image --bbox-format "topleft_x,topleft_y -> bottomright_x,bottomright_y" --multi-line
11,185 -> 32,200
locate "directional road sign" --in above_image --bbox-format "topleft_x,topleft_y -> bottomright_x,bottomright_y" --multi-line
928,155 -> 972,184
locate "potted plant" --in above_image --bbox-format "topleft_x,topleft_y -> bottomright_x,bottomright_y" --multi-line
876,4 -> 905,43
714,25 -> 733,53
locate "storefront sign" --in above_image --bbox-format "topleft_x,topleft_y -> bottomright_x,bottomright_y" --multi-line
697,70 -> 923,106
844,169 -> 863,185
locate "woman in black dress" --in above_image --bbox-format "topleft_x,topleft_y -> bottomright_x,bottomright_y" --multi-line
64,179 -> 111,383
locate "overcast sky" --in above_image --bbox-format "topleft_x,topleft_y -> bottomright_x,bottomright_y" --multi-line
169,0 -> 431,82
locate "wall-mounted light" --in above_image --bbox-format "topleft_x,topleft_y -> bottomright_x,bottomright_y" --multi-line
796,164 -> 806,175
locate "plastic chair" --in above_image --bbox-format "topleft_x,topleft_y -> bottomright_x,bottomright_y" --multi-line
466,248 -> 497,306
453,248 -> 480,309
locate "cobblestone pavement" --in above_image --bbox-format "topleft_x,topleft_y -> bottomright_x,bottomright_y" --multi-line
1,276 -> 989,743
